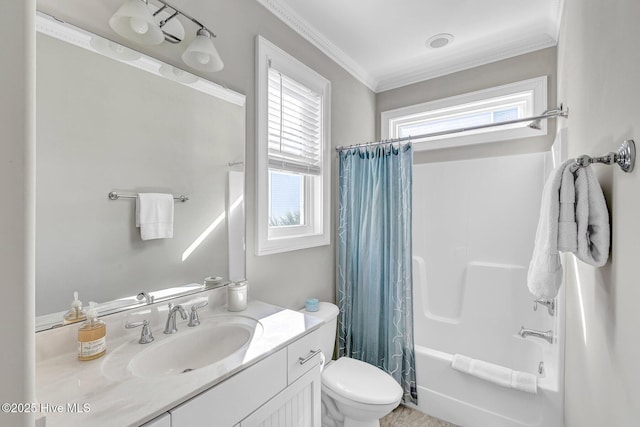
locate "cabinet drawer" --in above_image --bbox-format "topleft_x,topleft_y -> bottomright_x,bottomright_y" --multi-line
170,349 -> 287,427
287,328 -> 322,385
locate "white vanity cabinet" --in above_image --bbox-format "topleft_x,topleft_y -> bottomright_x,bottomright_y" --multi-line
36,300 -> 326,427
240,367 -> 321,427
169,329 -> 322,427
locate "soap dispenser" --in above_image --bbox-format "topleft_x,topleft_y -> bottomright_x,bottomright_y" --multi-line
77,302 -> 107,361
63,291 -> 86,324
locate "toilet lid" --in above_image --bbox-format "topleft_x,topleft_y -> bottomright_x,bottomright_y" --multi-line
322,357 -> 403,405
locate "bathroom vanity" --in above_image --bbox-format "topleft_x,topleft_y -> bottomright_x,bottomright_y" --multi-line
35,287 -> 323,426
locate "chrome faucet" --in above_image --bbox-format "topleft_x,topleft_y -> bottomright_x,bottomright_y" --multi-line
125,319 -> 154,344
164,303 -> 188,334
533,298 -> 555,316
518,326 -> 554,344
137,292 -> 154,305
188,301 -> 209,327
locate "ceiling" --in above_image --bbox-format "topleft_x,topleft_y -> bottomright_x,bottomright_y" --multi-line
257,0 -> 564,92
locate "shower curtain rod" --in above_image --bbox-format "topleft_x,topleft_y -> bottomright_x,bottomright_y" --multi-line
335,106 -> 568,152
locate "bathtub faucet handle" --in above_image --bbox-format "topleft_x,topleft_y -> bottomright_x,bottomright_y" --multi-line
533,298 -> 555,316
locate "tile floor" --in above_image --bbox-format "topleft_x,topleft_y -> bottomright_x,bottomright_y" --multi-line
380,405 -> 460,427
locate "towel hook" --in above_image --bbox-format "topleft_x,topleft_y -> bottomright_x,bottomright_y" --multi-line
575,139 -> 635,173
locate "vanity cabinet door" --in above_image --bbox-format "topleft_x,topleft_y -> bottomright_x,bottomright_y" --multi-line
170,349 -> 287,427
240,365 -> 321,427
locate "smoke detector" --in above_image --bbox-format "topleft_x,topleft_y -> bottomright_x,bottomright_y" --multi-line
426,33 -> 454,49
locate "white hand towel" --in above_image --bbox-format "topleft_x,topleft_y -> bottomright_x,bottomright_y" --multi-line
527,158 -> 610,299
135,193 -> 174,240
573,166 -> 610,266
451,354 -> 537,394
527,159 -> 576,300
557,163 -> 578,253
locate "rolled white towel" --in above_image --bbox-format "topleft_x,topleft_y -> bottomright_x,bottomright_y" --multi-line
451,354 -> 537,394
512,370 -> 538,394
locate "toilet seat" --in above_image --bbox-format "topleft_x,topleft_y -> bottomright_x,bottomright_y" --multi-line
322,357 -> 403,405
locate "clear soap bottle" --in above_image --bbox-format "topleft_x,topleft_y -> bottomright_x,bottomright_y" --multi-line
63,291 -> 86,324
77,302 -> 107,361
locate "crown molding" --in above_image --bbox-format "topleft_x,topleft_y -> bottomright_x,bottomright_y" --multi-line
256,0 -> 377,91
553,0 -> 566,41
258,0 -> 563,93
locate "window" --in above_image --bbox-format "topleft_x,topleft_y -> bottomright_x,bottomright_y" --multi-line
382,76 -> 547,150
256,36 -> 331,255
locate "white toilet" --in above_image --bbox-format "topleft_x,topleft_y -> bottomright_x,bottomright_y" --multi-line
301,302 -> 403,427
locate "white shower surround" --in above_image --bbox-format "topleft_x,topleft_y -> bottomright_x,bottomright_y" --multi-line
409,150 -> 564,427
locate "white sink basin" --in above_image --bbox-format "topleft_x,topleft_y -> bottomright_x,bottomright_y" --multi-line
103,315 -> 262,379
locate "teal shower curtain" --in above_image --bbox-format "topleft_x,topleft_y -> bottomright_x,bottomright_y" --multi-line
337,143 -> 417,404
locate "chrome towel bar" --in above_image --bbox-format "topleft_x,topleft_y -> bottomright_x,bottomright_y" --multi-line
108,191 -> 189,202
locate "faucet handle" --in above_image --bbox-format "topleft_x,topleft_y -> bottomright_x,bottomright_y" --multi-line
188,301 -> 208,327
533,298 -> 556,316
136,292 -> 154,305
125,319 -> 154,344
192,301 -> 208,310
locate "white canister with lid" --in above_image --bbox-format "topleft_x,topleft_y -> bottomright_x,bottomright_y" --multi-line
227,281 -> 248,311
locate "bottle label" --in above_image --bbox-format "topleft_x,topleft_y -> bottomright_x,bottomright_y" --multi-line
78,337 -> 106,357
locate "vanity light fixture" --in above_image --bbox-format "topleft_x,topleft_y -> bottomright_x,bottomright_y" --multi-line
109,0 -> 224,72
109,0 -> 165,45
181,28 -> 224,72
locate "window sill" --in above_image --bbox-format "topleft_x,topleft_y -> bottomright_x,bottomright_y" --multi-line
256,233 -> 330,256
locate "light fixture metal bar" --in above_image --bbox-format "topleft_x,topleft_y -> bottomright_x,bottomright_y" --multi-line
152,4 -> 168,16
155,0 -> 217,37
158,11 -> 179,27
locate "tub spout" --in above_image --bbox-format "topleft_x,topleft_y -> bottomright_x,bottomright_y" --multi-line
519,326 -> 554,344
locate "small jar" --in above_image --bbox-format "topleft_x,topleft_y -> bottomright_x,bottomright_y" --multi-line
305,298 -> 319,312
227,281 -> 248,312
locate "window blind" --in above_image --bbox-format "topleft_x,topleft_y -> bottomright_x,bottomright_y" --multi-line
268,67 -> 323,175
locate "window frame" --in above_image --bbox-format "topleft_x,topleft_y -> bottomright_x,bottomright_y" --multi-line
256,36 -> 331,256
381,76 -> 547,151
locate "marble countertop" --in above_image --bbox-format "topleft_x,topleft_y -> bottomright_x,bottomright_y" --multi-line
35,293 -> 323,426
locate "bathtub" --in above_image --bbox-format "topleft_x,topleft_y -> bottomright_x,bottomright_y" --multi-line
410,151 -> 564,427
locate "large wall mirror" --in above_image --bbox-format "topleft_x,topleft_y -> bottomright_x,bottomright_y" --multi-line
35,13 -> 246,330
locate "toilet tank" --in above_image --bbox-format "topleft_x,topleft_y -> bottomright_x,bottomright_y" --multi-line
300,302 -> 339,361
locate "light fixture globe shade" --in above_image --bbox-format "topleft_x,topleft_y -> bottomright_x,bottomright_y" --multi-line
109,0 -> 164,45
181,30 -> 224,72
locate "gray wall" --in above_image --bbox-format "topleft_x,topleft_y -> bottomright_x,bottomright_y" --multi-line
0,1 -> 35,425
376,47 -> 558,163
558,0 -> 640,424
36,34 -> 244,315
226,4 -> 376,309
34,0 -> 376,310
